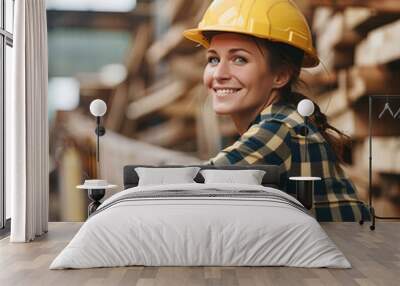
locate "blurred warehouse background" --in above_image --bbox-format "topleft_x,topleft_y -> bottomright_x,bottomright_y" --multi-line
46,0 -> 400,221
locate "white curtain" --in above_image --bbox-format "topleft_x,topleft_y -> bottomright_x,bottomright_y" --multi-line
7,0 -> 49,242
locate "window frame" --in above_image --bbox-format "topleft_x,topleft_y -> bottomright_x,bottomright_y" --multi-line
1,0 -> 14,231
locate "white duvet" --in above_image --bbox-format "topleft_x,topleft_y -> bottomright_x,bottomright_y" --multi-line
50,183 -> 351,269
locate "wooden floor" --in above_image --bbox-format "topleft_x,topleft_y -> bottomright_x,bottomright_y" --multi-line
0,222 -> 399,286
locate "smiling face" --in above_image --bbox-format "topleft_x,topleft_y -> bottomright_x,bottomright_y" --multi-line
203,33 -> 278,120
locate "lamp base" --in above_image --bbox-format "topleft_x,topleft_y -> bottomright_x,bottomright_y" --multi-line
289,177 -> 321,210
87,189 -> 105,216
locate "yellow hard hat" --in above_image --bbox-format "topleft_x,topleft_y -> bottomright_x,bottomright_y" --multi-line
183,0 -> 319,68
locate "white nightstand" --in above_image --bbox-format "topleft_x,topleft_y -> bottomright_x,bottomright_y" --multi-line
77,180 -> 117,216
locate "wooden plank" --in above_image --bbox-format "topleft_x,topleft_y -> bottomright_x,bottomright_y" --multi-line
330,109 -> 359,137
145,76 -> 177,97
177,0 -> 212,23
314,8 -> 388,71
136,118 -> 195,148
312,7 -> 335,36
127,77 -> 147,102
125,24 -> 153,77
315,12 -> 356,70
105,83 -> 129,132
353,137 -> 400,175
300,70 -> 338,93
159,98 -> 197,119
355,19 -> 400,66
159,0 -> 187,24
126,80 -> 188,120
316,13 -> 343,71
309,0 -> 400,13
157,0 -> 211,25
146,1 -> 211,64
146,22 -> 191,65
317,90 -> 348,118
76,72 -> 114,97
333,49 -> 355,70
344,7 -> 400,35
169,53 -> 205,83
348,65 -> 400,103
159,84 -> 201,119
343,7 -> 372,30
353,13 -> 400,35
120,78 -> 147,137
76,72 -> 107,90
159,84 -> 204,120
333,30 -> 362,50
59,147 -> 88,221
371,197 -> 400,218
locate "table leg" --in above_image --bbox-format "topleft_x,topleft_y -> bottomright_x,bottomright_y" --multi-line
295,181 -> 314,210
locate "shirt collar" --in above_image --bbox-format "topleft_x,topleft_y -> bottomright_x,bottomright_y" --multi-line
248,101 -> 297,128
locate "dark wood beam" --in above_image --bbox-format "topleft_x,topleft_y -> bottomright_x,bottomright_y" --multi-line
309,0 -> 400,13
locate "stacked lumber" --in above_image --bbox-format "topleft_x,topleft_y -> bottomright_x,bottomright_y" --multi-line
63,0 -> 220,161
355,19 -> 400,66
49,0 -> 400,218
96,0 -> 220,158
311,2 -> 400,215
312,5 -> 400,132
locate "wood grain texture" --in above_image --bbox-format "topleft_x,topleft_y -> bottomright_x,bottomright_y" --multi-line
0,222 -> 399,286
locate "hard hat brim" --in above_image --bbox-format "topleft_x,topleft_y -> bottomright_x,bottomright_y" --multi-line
183,27 -> 320,68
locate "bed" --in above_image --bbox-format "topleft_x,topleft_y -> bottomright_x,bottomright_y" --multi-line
50,165 -> 350,269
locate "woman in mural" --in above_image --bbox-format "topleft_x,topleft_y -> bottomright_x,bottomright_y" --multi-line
183,0 -> 369,222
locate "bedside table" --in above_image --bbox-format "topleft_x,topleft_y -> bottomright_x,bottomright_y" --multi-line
289,176 -> 321,210
77,181 -> 117,216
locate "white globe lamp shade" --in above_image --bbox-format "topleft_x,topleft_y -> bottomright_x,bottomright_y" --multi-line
297,99 -> 315,117
90,99 -> 107,117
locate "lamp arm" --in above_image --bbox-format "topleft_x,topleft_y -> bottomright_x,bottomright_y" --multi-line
96,117 -> 100,163
304,116 -> 308,165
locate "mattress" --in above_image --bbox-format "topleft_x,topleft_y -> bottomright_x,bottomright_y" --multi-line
50,183 -> 351,269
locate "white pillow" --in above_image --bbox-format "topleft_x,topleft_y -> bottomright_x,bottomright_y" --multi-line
135,167 -> 201,186
200,169 -> 266,185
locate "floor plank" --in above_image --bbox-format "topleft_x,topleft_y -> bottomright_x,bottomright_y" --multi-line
0,222 -> 399,286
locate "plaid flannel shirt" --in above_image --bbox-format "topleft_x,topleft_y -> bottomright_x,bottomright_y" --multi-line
209,102 -> 370,222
